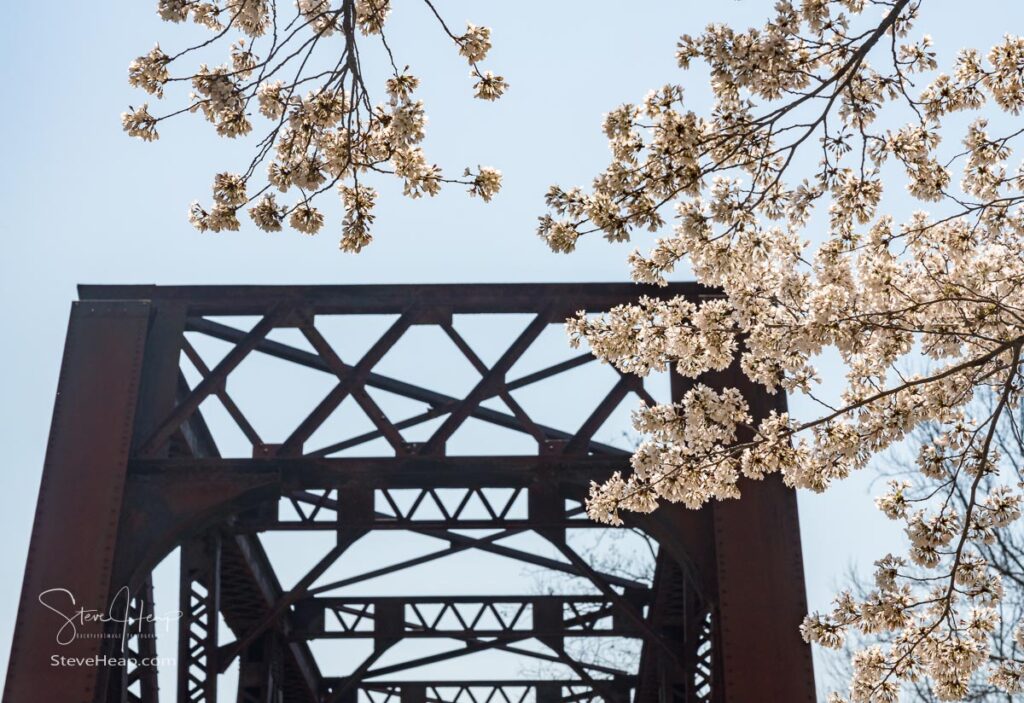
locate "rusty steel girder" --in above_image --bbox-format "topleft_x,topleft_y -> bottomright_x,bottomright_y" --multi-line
4,283 -> 815,703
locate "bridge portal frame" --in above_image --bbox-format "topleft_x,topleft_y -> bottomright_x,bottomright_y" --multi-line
4,283 -> 815,703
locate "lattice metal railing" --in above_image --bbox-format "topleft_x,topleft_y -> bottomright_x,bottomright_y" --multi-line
289,596 -> 641,639
352,680 -> 634,703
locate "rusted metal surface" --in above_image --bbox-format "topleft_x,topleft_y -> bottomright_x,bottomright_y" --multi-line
4,301 -> 150,703
712,477 -> 816,702
5,284 -> 815,702
683,355 -> 817,703
77,283 -> 715,317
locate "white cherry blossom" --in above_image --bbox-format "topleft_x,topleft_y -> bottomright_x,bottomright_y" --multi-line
124,0 -> 506,247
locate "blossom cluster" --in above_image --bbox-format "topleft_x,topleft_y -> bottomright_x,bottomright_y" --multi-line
124,0 -> 506,248
547,1 -> 1024,699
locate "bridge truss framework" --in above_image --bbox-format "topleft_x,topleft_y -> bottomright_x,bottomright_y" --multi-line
4,283 -> 815,703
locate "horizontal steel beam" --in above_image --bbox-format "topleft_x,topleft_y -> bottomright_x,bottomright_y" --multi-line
245,520 -> 601,531
78,282 -> 713,316
128,456 -> 627,489
310,595 -> 636,604
301,629 -> 637,640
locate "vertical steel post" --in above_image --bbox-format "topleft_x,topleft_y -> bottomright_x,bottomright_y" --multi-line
177,532 -> 222,703
3,301 -> 150,703
671,360 -> 817,702
109,574 -> 161,703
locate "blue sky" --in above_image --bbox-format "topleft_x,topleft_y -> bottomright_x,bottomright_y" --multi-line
3,1 -> 1023,696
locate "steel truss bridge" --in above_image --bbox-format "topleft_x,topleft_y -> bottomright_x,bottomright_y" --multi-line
4,283 -> 815,703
